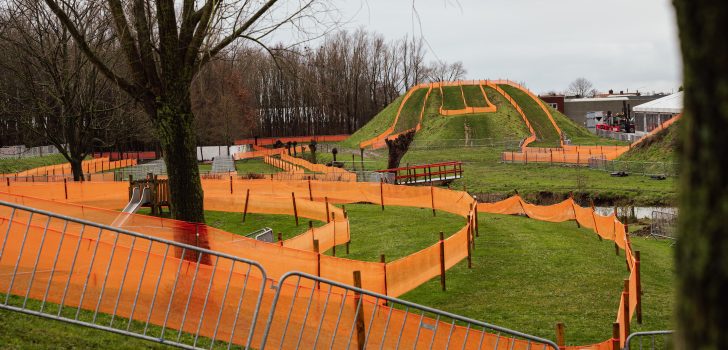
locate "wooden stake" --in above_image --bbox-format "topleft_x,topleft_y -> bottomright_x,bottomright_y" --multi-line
431,186 -> 436,216
556,322 -> 565,350
278,232 -> 283,246
380,180 -> 385,211
63,179 -> 68,200
314,240 -> 321,289
623,279 -> 630,337
439,231 -> 446,291
325,196 -> 330,223
352,271 -> 366,350
636,250 -> 642,324
612,323 -> 620,350
466,225 -> 472,269
242,189 -> 250,222
5,178 -> 9,187
291,192 -> 299,226
229,175 -> 233,194
381,254 -> 388,299
332,213 -> 336,256
308,179 -> 313,201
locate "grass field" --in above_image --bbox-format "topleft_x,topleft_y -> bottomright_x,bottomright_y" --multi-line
339,94 -> 406,148
393,87 -> 429,133
462,84 -> 489,107
401,213 -> 675,345
499,84 -> 561,147
442,86 -> 466,110
0,154 -> 68,174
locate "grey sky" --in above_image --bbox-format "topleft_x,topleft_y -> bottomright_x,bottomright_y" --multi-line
333,0 -> 682,94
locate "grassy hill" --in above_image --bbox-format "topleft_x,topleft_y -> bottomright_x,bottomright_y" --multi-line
339,94 -> 406,148
462,84 -> 489,107
441,86 -> 466,110
619,121 -> 680,163
0,154 -> 68,174
499,84 -> 561,147
393,87 -> 429,133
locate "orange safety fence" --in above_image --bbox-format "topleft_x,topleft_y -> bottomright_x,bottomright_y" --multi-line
359,83 -> 431,149
263,155 -> 305,174
478,195 -> 639,349
1,179 -> 476,299
1,158 -> 138,181
438,81 -> 497,116
234,134 -> 350,146
279,154 -> 357,182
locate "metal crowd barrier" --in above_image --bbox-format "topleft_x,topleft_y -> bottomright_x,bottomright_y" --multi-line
624,330 -> 674,350
0,200 -> 267,349
260,271 -> 560,350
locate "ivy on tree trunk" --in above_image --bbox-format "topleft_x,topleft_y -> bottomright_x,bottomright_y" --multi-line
673,0 -> 728,348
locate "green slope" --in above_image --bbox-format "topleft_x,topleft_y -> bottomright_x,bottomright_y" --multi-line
441,86 -> 466,110
619,121 -> 679,163
0,154 -> 68,174
499,84 -> 561,147
393,88 -> 429,133
339,94 -> 405,148
462,85 -> 488,107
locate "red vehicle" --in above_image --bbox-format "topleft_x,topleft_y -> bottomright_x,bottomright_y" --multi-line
596,113 -> 634,133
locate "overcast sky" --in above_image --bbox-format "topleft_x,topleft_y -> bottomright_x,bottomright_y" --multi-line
328,0 -> 682,95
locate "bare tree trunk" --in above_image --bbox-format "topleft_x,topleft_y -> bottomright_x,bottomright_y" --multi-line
69,158 -> 84,181
673,1 -> 728,348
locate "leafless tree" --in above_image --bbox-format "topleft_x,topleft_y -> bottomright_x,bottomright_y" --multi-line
567,77 -> 594,97
0,0 -> 127,180
427,60 -> 467,82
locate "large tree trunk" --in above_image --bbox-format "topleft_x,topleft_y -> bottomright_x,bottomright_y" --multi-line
155,93 -> 206,225
69,157 -> 84,182
673,1 -> 728,348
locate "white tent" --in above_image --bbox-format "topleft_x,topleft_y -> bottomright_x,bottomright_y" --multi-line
633,92 -> 683,114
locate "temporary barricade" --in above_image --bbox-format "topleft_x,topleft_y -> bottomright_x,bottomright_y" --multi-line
624,330 -> 674,350
1,159 -> 138,183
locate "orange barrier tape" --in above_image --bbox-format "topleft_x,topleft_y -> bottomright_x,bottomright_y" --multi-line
2,158 -> 137,180
234,134 -> 350,146
439,81 -> 497,116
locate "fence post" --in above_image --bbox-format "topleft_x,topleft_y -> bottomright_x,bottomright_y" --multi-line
556,322 -> 565,350
6,178 -> 9,187
439,231 -> 446,291
278,232 -> 283,246
431,186 -> 436,216
308,179 -> 313,201
63,179 -> 68,199
381,254 -> 388,302
352,271 -> 366,350
332,213 -> 337,257
466,224 -> 473,269
325,196 -> 330,223
291,192 -> 299,226
242,189 -> 250,223
614,207 -> 620,255
380,180 -> 385,211
623,279 -> 630,338
229,175 -> 233,194
612,323 -> 620,350
590,199 -> 602,241
636,250 -> 642,324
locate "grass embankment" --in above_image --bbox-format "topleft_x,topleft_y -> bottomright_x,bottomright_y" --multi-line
545,105 -> 628,146
462,84 -> 489,107
499,84 -> 561,147
619,121 -> 679,163
441,86 -> 466,110
0,154 -> 68,174
393,88 -> 429,133
339,95 -> 406,148
402,213 -> 675,345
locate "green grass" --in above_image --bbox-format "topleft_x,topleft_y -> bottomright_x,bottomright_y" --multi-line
329,203 -> 465,261
401,213 -> 675,345
462,85 -> 489,107
499,85 -> 561,147
393,88 -> 429,133
340,94 -> 406,148
442,86 -> 466,110
0,154 -> 68,174
199,158 -> 281,175
619,122 -> 679,163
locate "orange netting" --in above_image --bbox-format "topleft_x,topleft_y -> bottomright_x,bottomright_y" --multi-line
234,134 -> 350,146
438,81 -> 497,116
1,158 -> 137,180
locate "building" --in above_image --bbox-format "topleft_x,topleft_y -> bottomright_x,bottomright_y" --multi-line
563,94 -> 664,127
539,95 -> 565,113
632,92 -> 682,134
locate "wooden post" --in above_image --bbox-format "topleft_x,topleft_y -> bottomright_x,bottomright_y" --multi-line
611,322 -> 620,350
467,214 -> 475,250
308,179 -> 313,201
278,232 -> 283,246
291,192 -> 299,226
635,250 -> 642,324
242,189 -> 250,222
466,224 -> 472,269
63,179 -> 68,200
623,279 -> 630,337
380,180 -> 385,211
360,148 -> 365,171
474,202 -> 480,237
381,254 -> 388,299
314,239 -> 321,290
229,175 -> 233,194
6,177 -> 9,187
556,322 -> 565,350
332,213 -> 337,257
431,186 -> 436,216
590,199 -> 602,241
325,196 -> 330,223
352,271 -> 366,350
439,231 -> 446,291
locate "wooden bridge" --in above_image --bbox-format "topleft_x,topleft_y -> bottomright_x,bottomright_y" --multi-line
376,161 -> 463,185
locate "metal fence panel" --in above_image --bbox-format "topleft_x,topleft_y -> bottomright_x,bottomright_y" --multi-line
0,200 -> 267,349
651,211 -> 678,240
625,330 -> 674,350
260,271 -> 560,350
